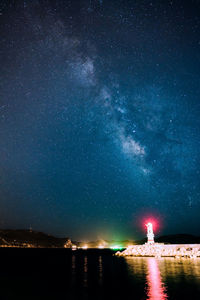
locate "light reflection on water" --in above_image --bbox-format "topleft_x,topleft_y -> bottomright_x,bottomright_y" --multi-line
69,253 -> 200,299
125,257 -> 200,300
146,258 -> 167,300
71,255 -> 76,286
159,257 -> 200,280
98,255 -> 103,285
83,256 -> 88,287
3,250 -> 200,299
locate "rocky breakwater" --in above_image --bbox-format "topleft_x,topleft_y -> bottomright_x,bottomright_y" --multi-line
116,243 -> 200,258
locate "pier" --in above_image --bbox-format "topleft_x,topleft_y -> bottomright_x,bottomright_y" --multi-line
116,243 -> 200,258
116,223 -> 200,258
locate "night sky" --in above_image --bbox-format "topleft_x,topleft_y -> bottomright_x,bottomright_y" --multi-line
1,0 -> 200,240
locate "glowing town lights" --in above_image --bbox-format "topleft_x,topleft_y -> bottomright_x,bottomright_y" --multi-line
110,245 -> 123,250
82,244 -> 88,250
98,245 -> 104,249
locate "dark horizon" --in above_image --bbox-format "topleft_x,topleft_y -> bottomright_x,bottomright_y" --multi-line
1,227 -> 200,245
0,223 -> 200,242
1,0 -> 200,241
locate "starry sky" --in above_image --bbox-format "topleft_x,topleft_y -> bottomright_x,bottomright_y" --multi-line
1,0 -> 200,240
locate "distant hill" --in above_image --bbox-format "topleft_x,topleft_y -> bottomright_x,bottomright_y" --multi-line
155,234 -> 200,244
0,229 -> 67,248
0,230 -> 200,248
137,234 -> 200,245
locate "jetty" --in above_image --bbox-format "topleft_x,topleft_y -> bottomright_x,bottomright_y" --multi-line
116,223 -> 200,258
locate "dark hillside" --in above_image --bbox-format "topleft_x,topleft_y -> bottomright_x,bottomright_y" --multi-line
0,229 -> 67,247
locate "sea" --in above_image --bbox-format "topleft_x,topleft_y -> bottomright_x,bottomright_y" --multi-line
0,248 -> 200,299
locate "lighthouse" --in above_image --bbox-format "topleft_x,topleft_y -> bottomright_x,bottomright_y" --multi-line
146,222 -> 154,244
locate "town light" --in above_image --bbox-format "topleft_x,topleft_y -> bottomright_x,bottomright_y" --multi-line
110,245 -> 123,250
82,244 -> 88,249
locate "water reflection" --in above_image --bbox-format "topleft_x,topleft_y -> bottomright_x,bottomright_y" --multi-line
125,257 -> 200,300
83,256 -> 88,287
125,256 -> 147,279
71,255 -> 76,286
146,258 -> 167,300
160,257 -> 200,280
98,255 -> 103,285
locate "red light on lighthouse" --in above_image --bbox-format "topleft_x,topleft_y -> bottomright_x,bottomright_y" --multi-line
134,212 -> 162,235
144,219 -> 158,232
146,222 -> 153,229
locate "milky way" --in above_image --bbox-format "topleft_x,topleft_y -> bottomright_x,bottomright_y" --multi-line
1,0 -> 200,239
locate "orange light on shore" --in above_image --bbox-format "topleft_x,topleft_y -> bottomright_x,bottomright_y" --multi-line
82,244 -> 88,249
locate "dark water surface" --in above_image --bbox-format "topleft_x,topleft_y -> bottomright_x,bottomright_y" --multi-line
0,248 -> 200,299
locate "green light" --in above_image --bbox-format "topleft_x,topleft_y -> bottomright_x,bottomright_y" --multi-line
110,245 -> 124,250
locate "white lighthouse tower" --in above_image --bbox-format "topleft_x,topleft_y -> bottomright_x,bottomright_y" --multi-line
146,222 -> 154,244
